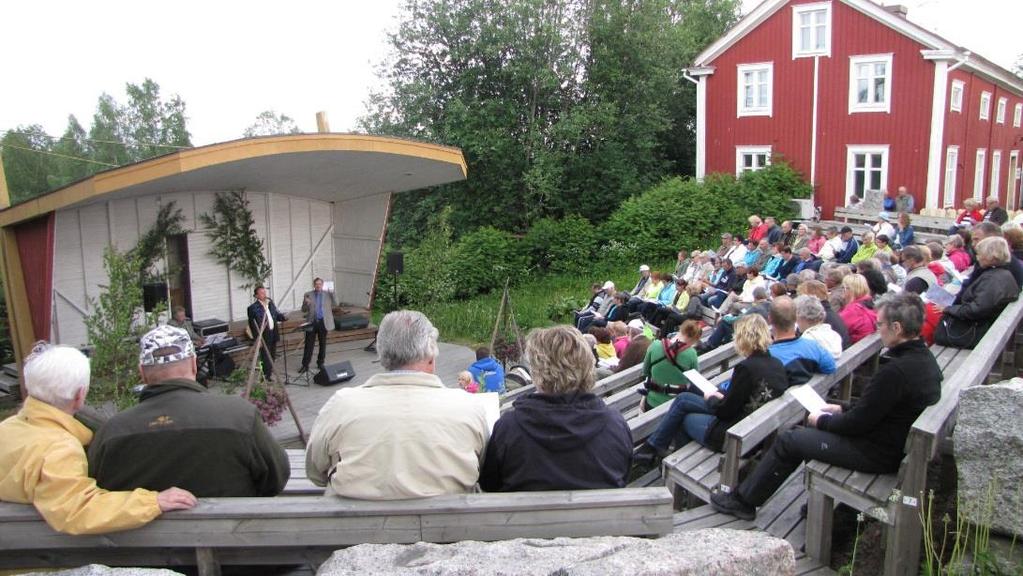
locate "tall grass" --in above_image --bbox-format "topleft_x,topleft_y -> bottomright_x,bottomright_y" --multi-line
374,260 -> 676,346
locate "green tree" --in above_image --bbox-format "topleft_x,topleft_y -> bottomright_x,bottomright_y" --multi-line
244,110 -> 302,137
0,125 -> 53,203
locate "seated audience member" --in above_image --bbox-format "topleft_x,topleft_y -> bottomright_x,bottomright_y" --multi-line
633,315 -> 787,464
791,224 -> 810,252
882,189 -> 897,212
754,239 -> 773,270
888,252 -> 907,287
640,320 -> 702,410
935,236 -> 1020,348
615,332 -> 653,373
0,343 -> 196,535
895,186 -> 915,213
969,222 -> 1023,288
894,213 -> 915,249
628,271 -> 665,315
701,288 -> 771,352
795,295 -> 842,359
767,296 -> 837,385
874,234 -> 893,259
872,213 -> 896,240
480,326 -> 631,491
640,273 -> 677,321
835,227 -> 859,264
468,347 -> 506,393
306,311 -> 489,499
724,235 -> 749,267
712,293 -> 941,520
609,321 -> 630,357
770,282 -> 788,299
748,215 -> 769,243
590,291 -> 630,330
925,242 -> 954,285
702,259 -> 737,308
850,231 -> 879,264
949,198 -> 984,233
944,235 -> 972,272
1003,226 -> 1023,261
743,239 -> 763,269
807,226 -> 827,255
761,244 -> 784,279
717,233 -> 733,259
589,326 -> 617,366
838,274 -> 878,344
785,273 -> 802,296
779,220 -> 796,247
674,249 -> 693,279
90,326 -> 289,497
721,266 -> 767,313
797,280 -> 851,349
651,277 -> 688,328
765,217 -> 783,244
793,248 -> 820,274
862,268 -> 890,299
630,265 -> 652,297
983,196 -> 1008,225
576,281 -> 615,332
457,371 -> 479,393
846,195 -> 862,209
168,305 -> 203,347
660,284 -> 704,336
899,246 -> 937,295
775,247 -> 799,279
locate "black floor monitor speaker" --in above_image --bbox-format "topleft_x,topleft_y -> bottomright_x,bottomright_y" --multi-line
314,360 -> 356,386
387,251 -> 404,275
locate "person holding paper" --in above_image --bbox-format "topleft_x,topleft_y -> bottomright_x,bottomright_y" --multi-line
634,315 -> 788,465
712,293 -> 941,521
305,311 -> 489,500
480,326 -> 631,492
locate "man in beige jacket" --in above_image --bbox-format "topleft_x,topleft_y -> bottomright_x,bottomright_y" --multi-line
305,310 -> 489,499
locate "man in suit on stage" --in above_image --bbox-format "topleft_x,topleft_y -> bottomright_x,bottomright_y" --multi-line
300,278 -> 336,373
247,286 -> 286,380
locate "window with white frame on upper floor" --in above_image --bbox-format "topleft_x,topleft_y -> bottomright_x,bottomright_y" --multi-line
736,146 -> 772,176
792,2 -> 831,58
980,92 -> 992,121
849,54 -> 893,113
992,150 -> 1002,197
737,63 -> 773,117
974,148 -> 987,202
943,146 -> 959,208
1015,103 -> 1023,128
950,80 -> 964,113
846,145 -> 888,204
996,97 -> 1007,124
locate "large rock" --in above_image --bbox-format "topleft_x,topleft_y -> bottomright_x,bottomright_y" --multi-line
316,529 -> 795,576
954,378 -> 1023,537
18,566 -> 184,576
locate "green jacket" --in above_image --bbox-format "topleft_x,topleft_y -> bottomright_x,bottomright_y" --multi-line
642,340 -> 698,409
88,378 -> 290,497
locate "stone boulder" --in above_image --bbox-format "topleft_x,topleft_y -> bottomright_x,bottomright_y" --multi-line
316,529 -> 795,576
18,566 -> 184,576
953,378 -> 1023,537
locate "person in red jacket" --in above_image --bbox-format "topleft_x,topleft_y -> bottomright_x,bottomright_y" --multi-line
838,274 -> 877,344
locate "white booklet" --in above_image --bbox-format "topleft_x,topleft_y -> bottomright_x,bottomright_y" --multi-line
683,369 -> 718,396
475,392 -> 501,433
788,384 -> 827,414
924,284 -> 956,308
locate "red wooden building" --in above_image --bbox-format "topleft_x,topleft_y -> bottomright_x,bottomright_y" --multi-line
688,0 -> 1023,218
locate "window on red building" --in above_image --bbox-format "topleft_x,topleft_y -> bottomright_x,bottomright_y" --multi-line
792,3 -> 831,58
849,54 -> 893,113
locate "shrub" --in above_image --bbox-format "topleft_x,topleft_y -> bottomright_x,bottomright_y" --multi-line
523,215 -> 597,273
450,226 -> 528,297
379,207 -> 458,309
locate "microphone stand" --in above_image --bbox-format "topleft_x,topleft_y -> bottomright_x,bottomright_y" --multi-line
283,322 -> 313,387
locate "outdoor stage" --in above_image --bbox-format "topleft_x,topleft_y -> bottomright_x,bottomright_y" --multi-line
245,337 -> 477,447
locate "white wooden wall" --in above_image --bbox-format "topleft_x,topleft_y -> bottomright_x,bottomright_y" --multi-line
333,192 -> 391,309
51,191 -> 336,347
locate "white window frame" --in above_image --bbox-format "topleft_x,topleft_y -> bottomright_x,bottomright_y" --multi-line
991,150 -> 1002,200
980,92 -> 992,121
792,2 -> 832,59
996,97 -> 1007,124
974,148 -> 987,202
736,63 -> 773,117
944,146 -> 959,208
950,80 -> 964,113
1014,103 -> 1022,128
735,146 -> 772,176
845,145 -> 889,205
848,54 -> 893,114
1009,150 -> 1020,210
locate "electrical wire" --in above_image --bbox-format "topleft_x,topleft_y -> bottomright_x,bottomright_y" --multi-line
0,129 -> 191,150
0,143 -> 118,167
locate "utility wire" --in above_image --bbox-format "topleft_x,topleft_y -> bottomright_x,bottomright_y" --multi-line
0,129 -> 191,150
0,143 -> 119,167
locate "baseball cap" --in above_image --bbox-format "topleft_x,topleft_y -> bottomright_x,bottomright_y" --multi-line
139,325 -> 196,367
627,319 -> 644,330
639,264 -> 650,272
601,280 -> 615,290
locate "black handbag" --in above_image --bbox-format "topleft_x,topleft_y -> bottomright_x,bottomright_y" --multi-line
933,315 -> 980,349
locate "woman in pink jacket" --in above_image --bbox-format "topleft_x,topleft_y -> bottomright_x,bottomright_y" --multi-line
944,235 -> 972,272
837,274 -> 877,344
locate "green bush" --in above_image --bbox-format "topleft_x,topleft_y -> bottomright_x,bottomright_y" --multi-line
450,226 -> 528,297
523,215 -> 596,273
383,207 -> 458,309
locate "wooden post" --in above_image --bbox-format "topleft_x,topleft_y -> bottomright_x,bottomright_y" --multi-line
805,488 -> 835,565
0,147 -> 11,209
244,312 -> 308,446
316,112 -> 330,133
195,547 -> 221,576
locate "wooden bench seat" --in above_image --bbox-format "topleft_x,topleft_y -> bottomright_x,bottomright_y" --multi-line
816,219 -> 946,246
833,207 -> 956,236
662,333 -> 885,509
0,487 -> 674,571
803,297 -> 1023,576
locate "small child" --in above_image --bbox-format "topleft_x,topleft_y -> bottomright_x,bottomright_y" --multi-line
457,371 -> 479,393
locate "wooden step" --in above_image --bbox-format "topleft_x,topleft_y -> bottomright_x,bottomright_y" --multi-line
2,364 -> 17,379
0,374 -> 18,396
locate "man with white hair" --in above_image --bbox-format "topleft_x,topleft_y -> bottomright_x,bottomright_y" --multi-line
89,325 -> 290,497
0,343 -> 196,535
306,310 -> 489,499
794,295 -> 842,360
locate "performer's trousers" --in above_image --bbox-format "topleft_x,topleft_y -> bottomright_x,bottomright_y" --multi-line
302,319 -> 328,368
259,332 -> 278,379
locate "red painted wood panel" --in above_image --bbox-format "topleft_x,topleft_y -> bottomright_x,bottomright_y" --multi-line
14,213 -> 55,342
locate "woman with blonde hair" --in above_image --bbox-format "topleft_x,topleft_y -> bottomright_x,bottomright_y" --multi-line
634,314 -> 788,465
480,326 -> 631,491
838,273 -> 877,344
935,236 -> 1020,348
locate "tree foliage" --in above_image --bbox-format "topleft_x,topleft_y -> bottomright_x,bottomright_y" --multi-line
1,79 -> 191,203
199,190 -> 272,289
133,202 -> 186,283
243,110 -> 302,137
362,0 -> 739,245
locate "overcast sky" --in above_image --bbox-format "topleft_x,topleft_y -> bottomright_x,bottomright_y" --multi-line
1,0 -> 1019,146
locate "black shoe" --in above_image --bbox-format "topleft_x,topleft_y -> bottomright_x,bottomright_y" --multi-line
317,362 -> 326,370
633,442 -> 670,467
298,365 -> 309,374
710,490 -> 756,521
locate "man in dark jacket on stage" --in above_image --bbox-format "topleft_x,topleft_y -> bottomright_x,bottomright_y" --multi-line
247,285 -> 287,380
711,292 -> 941,520
89,325 -> 290,497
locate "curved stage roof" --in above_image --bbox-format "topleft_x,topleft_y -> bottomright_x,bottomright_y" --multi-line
0,133 -> 467,227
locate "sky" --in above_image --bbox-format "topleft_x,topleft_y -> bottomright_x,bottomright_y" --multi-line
0,0 -> 1019,146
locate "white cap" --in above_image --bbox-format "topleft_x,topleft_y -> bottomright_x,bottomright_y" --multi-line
627,319 -> 644,330
601,280 -> 615,290
639,264 -> 650,272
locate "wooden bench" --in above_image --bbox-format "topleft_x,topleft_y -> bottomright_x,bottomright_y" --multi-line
0,487 -> 673,572
803,297 -> 1023,576
661,334 -> 884,509
816,219 -> 946,246
833,207 -> 958,236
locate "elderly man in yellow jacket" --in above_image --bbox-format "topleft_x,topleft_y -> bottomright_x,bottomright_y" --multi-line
0,342 -> 196,535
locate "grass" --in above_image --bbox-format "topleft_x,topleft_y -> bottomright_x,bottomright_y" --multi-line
373,259 -> 676,347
